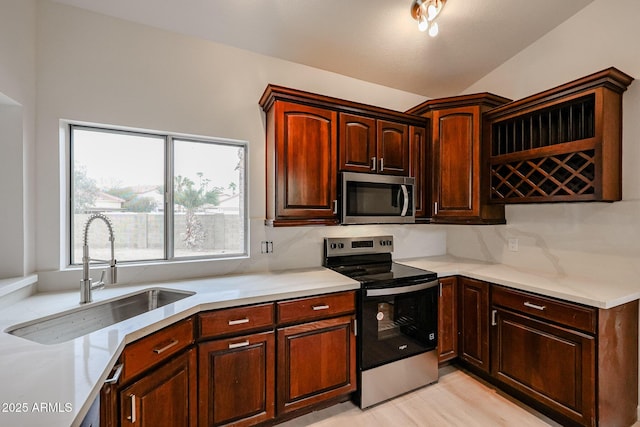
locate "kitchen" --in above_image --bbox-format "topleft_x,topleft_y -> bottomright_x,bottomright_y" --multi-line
1,0 -> 640,426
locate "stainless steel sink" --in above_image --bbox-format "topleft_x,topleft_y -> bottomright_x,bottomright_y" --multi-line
6,288 -> 195,345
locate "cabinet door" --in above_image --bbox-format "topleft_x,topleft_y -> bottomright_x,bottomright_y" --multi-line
458,277 -> 490,372
272,101 -> 338,224
410,125 -> 429,218
198,331 -> 275,427
432,106 -> 480,219
377,120 -> 409,175
277,315 -> 356,415
491,308 -> 596,426
438,276 -> 458,363
339,113 -> 376,173
120,348 -> 197,427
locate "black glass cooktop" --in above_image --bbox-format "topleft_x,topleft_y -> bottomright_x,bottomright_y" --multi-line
326,254 -> 437,289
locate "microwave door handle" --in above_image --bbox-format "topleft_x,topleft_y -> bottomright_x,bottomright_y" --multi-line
400,184 -> 409,216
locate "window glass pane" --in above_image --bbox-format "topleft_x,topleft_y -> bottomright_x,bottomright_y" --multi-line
173,139 -> 246,258
71,127 -> 165,263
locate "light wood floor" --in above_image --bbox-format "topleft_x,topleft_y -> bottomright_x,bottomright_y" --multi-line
280,366 -> 564,427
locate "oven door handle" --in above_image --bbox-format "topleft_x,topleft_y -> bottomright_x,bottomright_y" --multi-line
365,279 -> 439,297
400,184 -> 409,217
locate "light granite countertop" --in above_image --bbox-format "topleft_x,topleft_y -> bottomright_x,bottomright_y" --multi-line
1,255 -> 639,426
0,268 -> 359,427
397,254 -> 640,309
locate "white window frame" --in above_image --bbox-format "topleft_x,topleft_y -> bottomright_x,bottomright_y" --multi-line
65,122 -> 249,267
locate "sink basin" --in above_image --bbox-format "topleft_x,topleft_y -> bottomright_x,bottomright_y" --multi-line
6,288 -> 195,345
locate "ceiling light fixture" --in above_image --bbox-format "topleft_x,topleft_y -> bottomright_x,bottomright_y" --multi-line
410,0 -> 446,37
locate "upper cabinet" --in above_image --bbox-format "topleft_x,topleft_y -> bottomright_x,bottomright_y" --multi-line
407,93 -> 511,224
260,85 -> 427,226
262,99 -> 339,227
339,114 -> 410,175
485,67 -> 633,203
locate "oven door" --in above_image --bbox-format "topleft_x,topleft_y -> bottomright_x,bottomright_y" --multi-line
360,280 -> 438,370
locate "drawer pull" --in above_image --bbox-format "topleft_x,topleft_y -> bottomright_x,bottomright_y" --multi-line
104,363 -> 123,384
228,318 -> 250,326
229,340 -> 250,349
524,301 -> 546,311
152,339 -> 179,354
127,394 -> 136,423
312,304 -> 330,311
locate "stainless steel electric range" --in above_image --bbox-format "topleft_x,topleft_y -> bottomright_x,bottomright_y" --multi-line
323,235 -> 439,408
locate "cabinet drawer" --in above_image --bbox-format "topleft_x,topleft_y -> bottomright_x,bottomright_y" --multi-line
121,317 -> 194,383
198,303 -> 275,339
492,286 -> 596,334
277,291 -> 355,325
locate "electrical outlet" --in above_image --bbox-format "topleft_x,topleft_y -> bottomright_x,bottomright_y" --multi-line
261,241 -> 274,254
508,238 -> 519,252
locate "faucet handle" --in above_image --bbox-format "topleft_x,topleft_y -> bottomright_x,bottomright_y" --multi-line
92,270 -> 106,290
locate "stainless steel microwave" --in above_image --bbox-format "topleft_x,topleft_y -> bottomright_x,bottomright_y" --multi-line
341,172 -> 415,224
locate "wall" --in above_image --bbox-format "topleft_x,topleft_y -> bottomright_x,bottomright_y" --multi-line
34,1 -> 445,290
448,0 -> 640,286
0,0 -> 37,280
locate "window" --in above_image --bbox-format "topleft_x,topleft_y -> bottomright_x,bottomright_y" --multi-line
70,124 -> 247,265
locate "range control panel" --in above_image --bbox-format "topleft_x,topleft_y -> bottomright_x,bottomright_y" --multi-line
324,235 -> 394,257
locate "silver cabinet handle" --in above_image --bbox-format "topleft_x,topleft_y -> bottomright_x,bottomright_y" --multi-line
127,394 -> 136,423
491,309 -> 497,326
104,363 -> 123,384
333,200 -> 338,214
434,201 -> 438,215
379,158 -> 384,172
229,340 -> 250,349
153,339 -> 179,354
312,304 -> 330,311
228,318 -> 250,326
371,156 -> 377,171
524,301 -> 546,311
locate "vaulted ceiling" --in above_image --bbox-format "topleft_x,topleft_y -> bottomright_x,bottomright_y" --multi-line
51,0 -> 594,98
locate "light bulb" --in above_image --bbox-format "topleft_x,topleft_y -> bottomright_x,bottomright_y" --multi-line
418,15 -> 429,32
427,4 -> 438,20
428,21 -> 439,37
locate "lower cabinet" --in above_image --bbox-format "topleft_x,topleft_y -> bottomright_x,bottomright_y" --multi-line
447,277 -> 638,427
491,306 -> 596,425
277,315 -> 357,415
457,277 -> 490,372
198,331 -> 275,427
437,276 -> 458,363
120,348 -> 198,427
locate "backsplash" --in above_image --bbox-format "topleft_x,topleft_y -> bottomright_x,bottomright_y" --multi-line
446,201 -> 640,284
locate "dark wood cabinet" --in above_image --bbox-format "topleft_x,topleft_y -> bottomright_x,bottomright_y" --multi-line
339,113 -> 376,173
491,284 -> 638,427
437,276 -> 458,363
376,119 -> 409,175
277,315 -> 356,415
119,348 -> 197,427
198,331 -> 275,427
100,319 -> 196,427
409,125 -> 429,219
458,277 -> 490,373
491,306 -> 596,426
486,67 -> 633,204
260,85 -> 428,226
262,99 -> 339,226
407,94 -> 510,224
339,113 -> 410,176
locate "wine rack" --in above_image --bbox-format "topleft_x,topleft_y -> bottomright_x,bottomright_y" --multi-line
485,67 -> 633,203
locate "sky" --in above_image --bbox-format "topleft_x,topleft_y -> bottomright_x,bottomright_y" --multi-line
72,127 -> 243,192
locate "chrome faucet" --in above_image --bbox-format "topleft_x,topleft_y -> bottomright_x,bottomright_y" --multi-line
80,213 -> 117,304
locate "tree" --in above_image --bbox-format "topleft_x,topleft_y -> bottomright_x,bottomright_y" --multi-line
74,164 -> 99,213
174,174 -> 222,249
